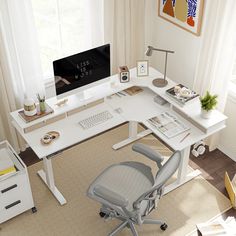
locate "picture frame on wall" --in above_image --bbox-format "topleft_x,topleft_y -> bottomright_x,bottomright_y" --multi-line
137,60 -> 149,77
158,0 -> 204,36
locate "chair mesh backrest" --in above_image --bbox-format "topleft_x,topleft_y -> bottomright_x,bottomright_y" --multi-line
133,151 -> 181,210
154,151 -> 181,187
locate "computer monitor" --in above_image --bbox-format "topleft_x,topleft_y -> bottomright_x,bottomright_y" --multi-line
53,44 -> 110,99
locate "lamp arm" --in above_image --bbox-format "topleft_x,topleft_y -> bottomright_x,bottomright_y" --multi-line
151,47 -> 174,54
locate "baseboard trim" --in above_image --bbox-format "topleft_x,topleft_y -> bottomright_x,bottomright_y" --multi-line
218,144 -> 236,162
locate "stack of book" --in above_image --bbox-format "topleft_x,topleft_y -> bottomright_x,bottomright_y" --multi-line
196,221 -> 226,235
0,148 -> 16,176
196,217 -> 236,235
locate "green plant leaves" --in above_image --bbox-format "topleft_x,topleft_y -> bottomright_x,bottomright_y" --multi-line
200,91 -> 218,111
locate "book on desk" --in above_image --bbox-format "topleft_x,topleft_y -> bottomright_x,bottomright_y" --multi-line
147,112 -> 190,139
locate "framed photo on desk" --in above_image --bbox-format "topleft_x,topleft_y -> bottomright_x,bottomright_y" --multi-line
137,60 -> 149,77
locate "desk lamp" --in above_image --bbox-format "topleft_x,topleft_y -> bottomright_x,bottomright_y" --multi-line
145,46 -> 174,87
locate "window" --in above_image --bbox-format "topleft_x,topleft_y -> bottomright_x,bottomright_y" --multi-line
31,0 -> 93,80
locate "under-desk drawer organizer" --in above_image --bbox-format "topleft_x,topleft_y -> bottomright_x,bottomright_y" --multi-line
0,141 -> 36,223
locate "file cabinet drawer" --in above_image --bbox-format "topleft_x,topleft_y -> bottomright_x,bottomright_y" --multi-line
0,173 -> 29,208
0,170 -> 26,192
0,195 -> 33,223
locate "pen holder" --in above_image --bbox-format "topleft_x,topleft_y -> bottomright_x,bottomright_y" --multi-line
39,101 -> 46,113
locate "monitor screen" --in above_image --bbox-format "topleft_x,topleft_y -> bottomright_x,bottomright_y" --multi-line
53,44 -> 110,96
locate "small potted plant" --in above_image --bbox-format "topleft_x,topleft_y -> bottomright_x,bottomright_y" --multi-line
200,91 -> 218,119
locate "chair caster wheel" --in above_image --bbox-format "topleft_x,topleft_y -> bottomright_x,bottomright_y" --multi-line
32,207 -> 37,213
99,212 -> 106,218
160,223 -> 168,231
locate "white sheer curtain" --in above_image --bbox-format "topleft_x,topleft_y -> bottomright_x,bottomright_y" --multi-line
193,0 -> 236,151
86,0 -> 104,48
0,0 -> 45,102
103,0 -> 146,74
0,27 -> 25,151
0,0 -> 45,150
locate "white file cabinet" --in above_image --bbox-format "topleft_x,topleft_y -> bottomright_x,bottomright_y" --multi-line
0,141 -> 36,224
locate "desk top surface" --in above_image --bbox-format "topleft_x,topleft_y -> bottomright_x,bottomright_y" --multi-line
10,67 -> 227,158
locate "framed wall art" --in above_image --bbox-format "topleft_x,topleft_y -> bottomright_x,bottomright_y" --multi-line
158,0 -> 204,36
137,60 -> 149,77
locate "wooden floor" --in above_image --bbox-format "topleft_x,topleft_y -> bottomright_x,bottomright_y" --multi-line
188,147 -> 236,220
19,145 -> 236,219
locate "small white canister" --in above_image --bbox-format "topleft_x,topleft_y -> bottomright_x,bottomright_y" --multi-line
24,98 -> 37,116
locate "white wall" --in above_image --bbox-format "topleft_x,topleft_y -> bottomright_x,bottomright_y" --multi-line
0,116 -> 5,141
144,0 -> 203,88
218,95 -> 236,162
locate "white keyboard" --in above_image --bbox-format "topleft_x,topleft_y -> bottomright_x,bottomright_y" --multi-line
78,111 -> 113,129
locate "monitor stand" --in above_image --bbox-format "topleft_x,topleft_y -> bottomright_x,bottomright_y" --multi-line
76,90 -> 93,102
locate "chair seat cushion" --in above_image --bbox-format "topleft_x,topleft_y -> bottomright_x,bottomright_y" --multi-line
87,162 -> 154,214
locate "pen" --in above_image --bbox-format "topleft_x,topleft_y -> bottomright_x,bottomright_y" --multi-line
118,91 -> 126,96
115,93 -> 122,98
180,132 -> 190,143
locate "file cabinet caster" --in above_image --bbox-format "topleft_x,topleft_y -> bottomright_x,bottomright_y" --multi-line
160,223 -> 168,231
32,207 -> 37,213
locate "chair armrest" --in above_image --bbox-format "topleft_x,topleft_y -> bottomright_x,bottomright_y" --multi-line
93,185 -> 128,208
132,143 -> 164,169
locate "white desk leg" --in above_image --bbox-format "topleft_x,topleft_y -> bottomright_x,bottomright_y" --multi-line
164,147 -> 201,195
177,147 -> 190,183
37,157 -> 67,205
129,121 -> 138,139
113,121 -> 152,150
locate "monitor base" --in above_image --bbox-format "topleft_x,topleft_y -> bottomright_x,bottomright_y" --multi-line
76,90 -> 93,102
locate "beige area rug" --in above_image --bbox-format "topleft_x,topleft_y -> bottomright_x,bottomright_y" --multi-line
1,124 -> 231,236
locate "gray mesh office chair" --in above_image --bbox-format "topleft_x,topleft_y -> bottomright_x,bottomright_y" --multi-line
87,143 -> 181,236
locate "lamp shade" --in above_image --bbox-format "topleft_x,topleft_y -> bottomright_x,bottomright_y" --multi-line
145,46 -> 153,56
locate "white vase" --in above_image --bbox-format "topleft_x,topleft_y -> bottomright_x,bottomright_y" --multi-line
201,109 -> 213,119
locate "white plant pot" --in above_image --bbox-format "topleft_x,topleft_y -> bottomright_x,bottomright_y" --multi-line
201,109 -> 213,119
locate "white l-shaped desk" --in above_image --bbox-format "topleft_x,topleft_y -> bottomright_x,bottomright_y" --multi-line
10,67 -> 227,205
